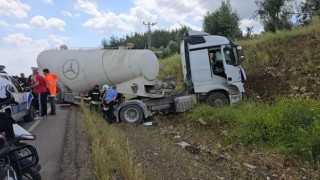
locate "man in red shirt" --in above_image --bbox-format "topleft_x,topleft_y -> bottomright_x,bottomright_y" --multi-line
30,69 -> 47,119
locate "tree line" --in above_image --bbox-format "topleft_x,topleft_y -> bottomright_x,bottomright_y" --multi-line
101,0 -> 320,58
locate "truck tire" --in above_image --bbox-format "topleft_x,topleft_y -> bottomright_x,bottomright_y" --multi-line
206,92 -> 229,107
55,86 -> 63,104
120,105 -> 143,124
24,102 -> 35,122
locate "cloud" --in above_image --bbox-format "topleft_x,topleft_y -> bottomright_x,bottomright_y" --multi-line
240,19 -> 263,34
61,11 -> 80,18
42,0 -> 53,5
167,22 -> 202,31
3,33 -> 68,48
0,0 -> 30,19
75,0 -> 101,17
14,23 -> 31,29
76,0 -> 259,35
0,48 -> 40,76
1,33 -> 70,76
30,15 -> 66,31
75,0 -> 157,33
0,20 -> 9,28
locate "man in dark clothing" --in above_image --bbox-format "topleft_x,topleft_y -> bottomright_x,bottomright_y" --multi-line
88,85 -> 101,110
18,73 -> 28,88
0,112 -> 16,139
102,85 -> 118,123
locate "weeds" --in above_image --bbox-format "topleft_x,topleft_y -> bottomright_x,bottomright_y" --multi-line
189,98 -> 320,165
81,106 -> 147,180
158,54 -> 183,90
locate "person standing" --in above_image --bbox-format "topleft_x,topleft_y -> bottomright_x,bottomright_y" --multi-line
88,85 -> 101,111
43,69 -> 57,116
18,73 -> 27,88
30,69 -> 47,119
102,85 -> 118,123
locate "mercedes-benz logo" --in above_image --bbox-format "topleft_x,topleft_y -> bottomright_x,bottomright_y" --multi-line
62,59 -> 79,80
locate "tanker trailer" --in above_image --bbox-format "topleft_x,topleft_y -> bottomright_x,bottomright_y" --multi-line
37,48 -> 174,103
37,30 -> 246,123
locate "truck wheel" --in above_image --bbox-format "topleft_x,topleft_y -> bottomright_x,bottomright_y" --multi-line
120,105 -> 143,123
55,86 -> 63,104
24,102 -> 35,122
206,92 -> 229,107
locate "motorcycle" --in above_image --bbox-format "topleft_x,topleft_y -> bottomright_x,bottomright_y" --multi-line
0,124 -> 41,180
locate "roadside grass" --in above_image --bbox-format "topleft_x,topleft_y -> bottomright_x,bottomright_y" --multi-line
158,54 -> 183,90
239,19 -> 320,76
81,106 -> 147,180
188,98 -> 320,167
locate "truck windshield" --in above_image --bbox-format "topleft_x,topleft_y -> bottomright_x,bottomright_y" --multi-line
223,48 -> 236,65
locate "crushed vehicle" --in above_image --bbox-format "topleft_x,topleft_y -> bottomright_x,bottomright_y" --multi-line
0,65 -> 34,122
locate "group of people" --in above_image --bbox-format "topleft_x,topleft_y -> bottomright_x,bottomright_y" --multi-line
29,68 -> 57,119
88,84 -> 118,124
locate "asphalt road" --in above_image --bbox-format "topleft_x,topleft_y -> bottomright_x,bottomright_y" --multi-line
18,104 -> 70,180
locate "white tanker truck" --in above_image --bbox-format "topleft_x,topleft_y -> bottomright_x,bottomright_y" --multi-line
37,30 -> 246,123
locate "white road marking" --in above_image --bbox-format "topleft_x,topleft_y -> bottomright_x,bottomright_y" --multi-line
28,107 -> 51,132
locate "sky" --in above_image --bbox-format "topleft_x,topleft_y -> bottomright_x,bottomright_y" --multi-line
0,0 -> 304,76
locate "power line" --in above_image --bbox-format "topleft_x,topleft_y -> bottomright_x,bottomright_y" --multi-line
143,21 -> 157,49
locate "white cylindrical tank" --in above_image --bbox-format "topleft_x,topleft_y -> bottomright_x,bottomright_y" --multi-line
37,49 -> 159,93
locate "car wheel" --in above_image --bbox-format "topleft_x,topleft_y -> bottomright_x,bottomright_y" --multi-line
120,105 -> 143,123
24,102 -> 35,122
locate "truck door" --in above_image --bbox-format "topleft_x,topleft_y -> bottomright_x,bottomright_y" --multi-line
220,46 -> 242,83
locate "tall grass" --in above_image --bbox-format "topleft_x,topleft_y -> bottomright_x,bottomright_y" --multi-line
239,19 -> 320,75
158,54 -> 183,89
189,98 -> 320,166
81,106 -> 147,180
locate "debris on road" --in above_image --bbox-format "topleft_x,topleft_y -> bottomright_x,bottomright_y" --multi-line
143,122 -> 153,126
242,162 -> 257,169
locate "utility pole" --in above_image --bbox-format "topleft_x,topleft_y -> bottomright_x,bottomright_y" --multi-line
143,21 -> 157,49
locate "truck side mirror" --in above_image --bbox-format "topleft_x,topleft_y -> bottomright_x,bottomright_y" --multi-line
239,56 -> 245,63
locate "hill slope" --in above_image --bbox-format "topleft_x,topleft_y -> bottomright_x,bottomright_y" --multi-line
240,21 -> 320,100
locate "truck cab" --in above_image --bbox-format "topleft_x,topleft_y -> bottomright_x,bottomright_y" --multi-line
0,66 -> 34,122
181,30 -> 246,106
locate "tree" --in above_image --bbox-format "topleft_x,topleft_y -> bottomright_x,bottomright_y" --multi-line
203,0 -> 242,40
101,35 -> 126,49
300,0 -> 320,25
244,26 -> 254,39
255,0 -> 293,32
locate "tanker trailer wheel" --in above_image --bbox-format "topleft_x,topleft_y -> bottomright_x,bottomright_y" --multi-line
120,105 -> 143,124
206,92 -> 229,107
55,86 -> 63,104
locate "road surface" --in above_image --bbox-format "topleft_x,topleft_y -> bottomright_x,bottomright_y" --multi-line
18,105 -> 70,180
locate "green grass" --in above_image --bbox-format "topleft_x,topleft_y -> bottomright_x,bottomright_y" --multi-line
158,54 -> 183,90
188,98 -> 320,166
81,106 -> 147,180
238,19 -> 320,76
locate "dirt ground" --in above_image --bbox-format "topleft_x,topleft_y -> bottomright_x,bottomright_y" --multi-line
59,108 -> 319,179
60,107 -> 95,180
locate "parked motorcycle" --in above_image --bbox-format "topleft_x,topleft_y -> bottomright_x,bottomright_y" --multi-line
0,124 -> 41,180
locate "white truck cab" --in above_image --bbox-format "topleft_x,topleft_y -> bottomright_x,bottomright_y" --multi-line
181,30 -> 246,106
0,66 -> 34,122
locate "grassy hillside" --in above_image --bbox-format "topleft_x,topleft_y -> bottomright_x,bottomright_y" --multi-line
158,54 -> 183,90
240,20 -> 320,100
158,21 -> 320,100
156,22 -> 320,170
